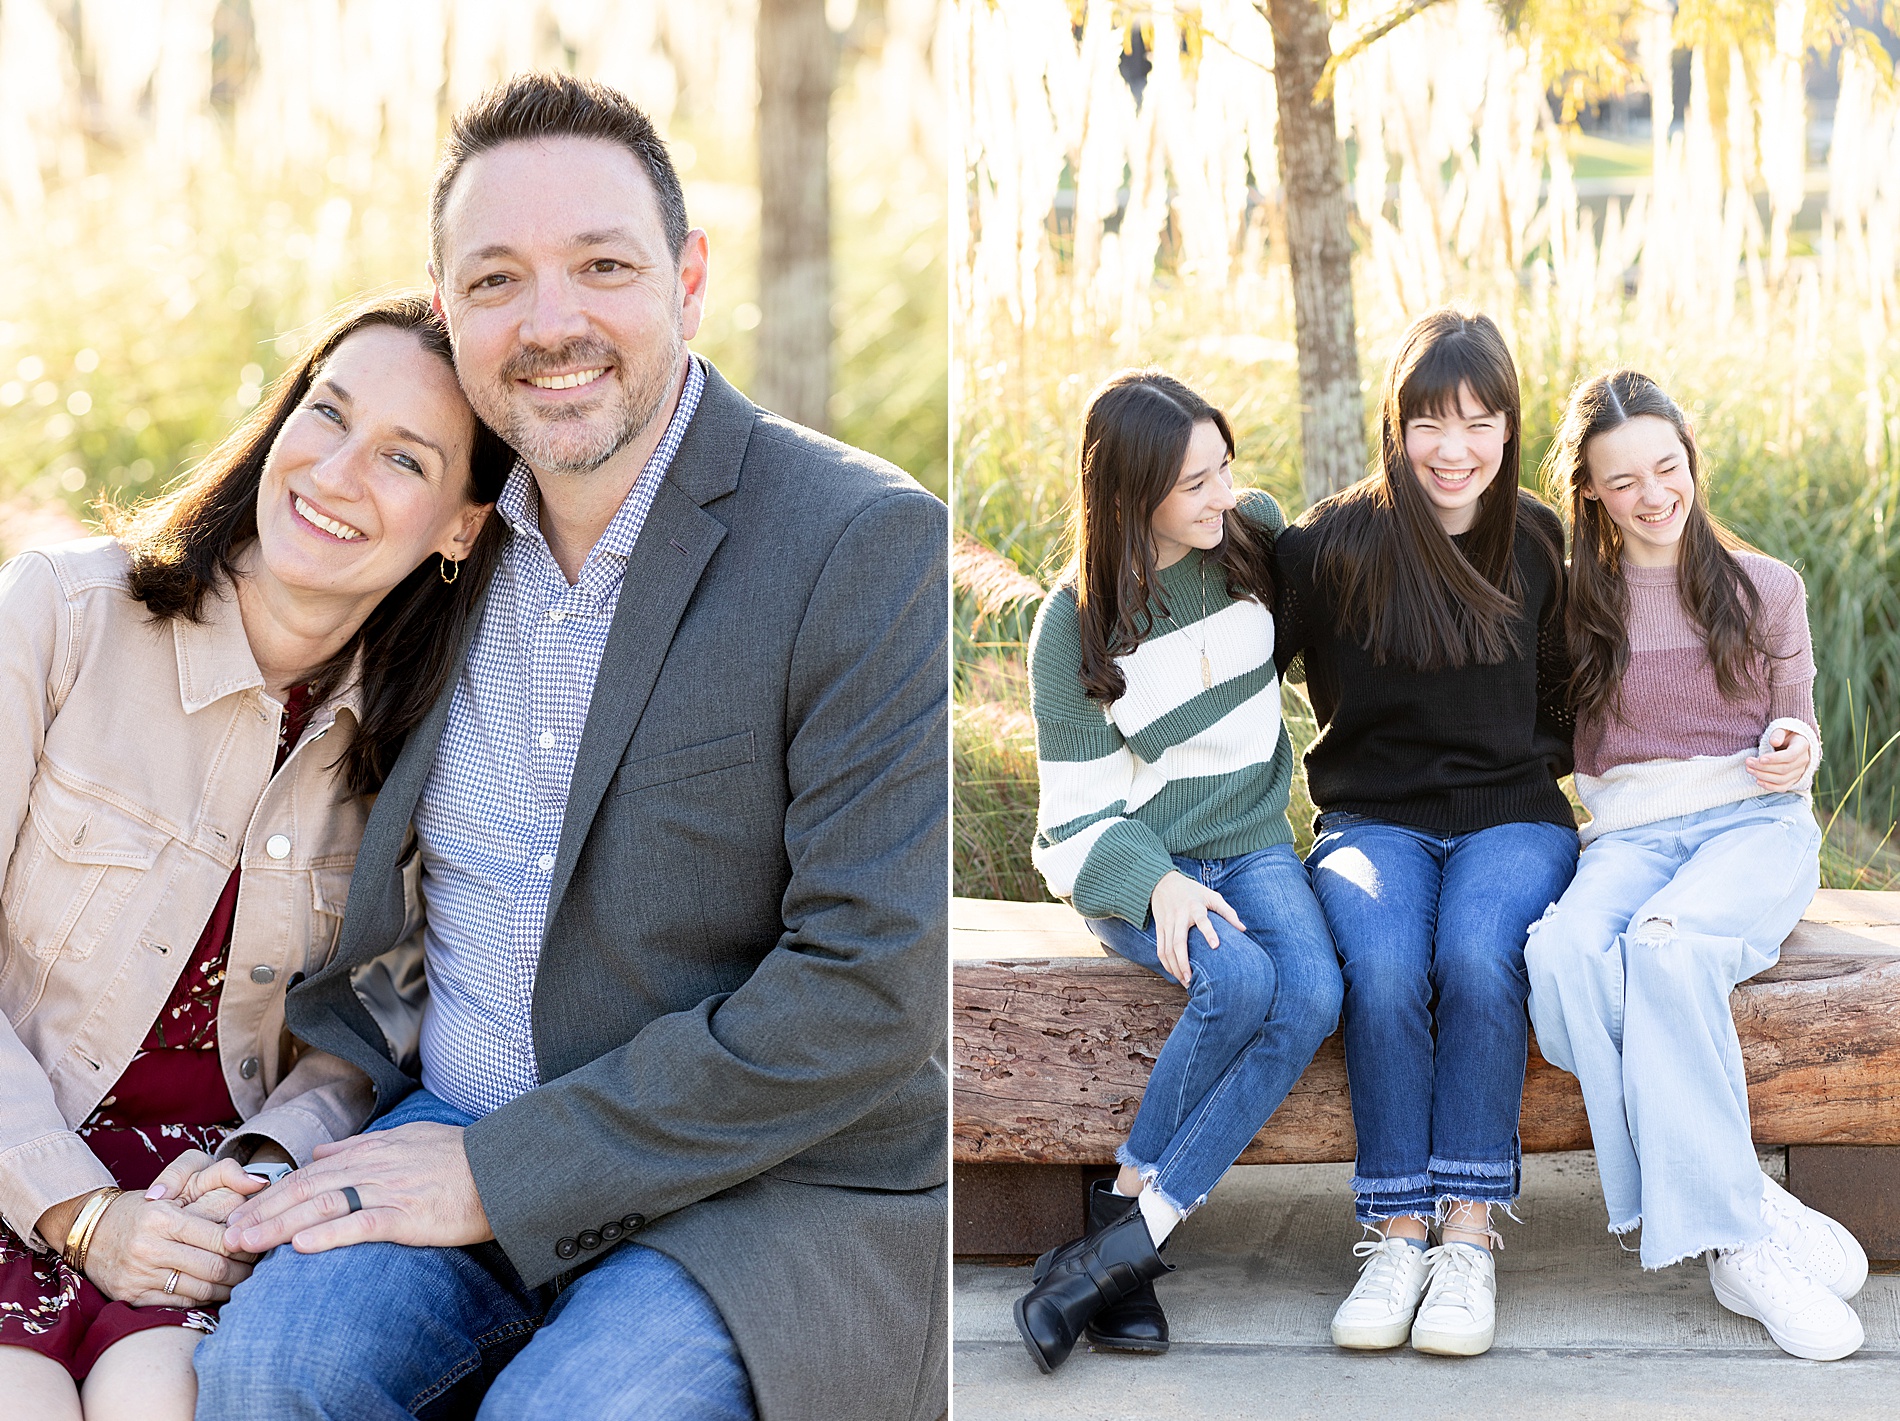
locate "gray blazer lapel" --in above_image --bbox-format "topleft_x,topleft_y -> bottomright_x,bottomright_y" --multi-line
333,587 -> 485,969
543,364 -> 756,930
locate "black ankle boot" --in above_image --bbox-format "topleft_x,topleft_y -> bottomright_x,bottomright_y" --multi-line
1013,1200 -> 1174,1373
1079,1181 -> 1170,1352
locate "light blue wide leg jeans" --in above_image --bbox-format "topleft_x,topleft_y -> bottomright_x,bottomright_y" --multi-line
1524,792 -> 1821,1268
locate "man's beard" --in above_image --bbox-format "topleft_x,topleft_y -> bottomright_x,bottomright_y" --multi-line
478,329 -> 682,477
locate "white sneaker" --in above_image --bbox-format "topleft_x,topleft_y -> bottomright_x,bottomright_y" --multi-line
1331,1237 -> 1431,1349
1707,1235 -> 1864,1360
1409,1243 -> 1497,1357
1759,1174 -> 1867,1300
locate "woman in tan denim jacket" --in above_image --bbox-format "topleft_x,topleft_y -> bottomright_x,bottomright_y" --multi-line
0,295 -> 510,1421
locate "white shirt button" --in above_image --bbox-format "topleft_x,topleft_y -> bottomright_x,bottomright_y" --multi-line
265,835 -> 291,859
538,731 -> 556,749
549,609 -> 566,623
537,853 -> 555,872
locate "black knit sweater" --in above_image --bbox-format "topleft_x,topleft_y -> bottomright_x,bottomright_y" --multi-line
1273,494 -> 1577,836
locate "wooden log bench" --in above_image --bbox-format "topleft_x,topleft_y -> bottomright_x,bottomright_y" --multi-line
953,891 -> 1900,1257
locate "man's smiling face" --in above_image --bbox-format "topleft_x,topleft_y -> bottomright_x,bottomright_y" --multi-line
433,135 -> 707,478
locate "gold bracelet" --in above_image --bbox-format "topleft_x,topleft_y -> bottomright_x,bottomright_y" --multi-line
63,1187 -> 120,1273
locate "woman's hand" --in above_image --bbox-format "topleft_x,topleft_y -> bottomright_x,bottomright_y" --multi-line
1746,726 -> 1812,791
1148,870 -> 1244,988
80,1190 -> 254,1307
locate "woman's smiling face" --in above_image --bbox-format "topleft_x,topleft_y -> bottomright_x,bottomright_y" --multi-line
1402,381 -> 1507,535
1149,419 -> 1237,568
1582,413 -> 1697,567
252,325 -> 488,607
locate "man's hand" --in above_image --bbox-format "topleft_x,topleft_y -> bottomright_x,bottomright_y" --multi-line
222,1122 -> 493,1255
1746,725 -> 1813,792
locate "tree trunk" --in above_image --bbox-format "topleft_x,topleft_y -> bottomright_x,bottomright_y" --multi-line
1264,0 -> 1365,501
756,0 -> 836,432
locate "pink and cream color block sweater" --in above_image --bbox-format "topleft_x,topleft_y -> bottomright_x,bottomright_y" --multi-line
1573,551 -> 1819,843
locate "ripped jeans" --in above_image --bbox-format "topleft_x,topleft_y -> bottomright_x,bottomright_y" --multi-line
1306,815 -> 1579,1225
1525,793 -> 1821,1268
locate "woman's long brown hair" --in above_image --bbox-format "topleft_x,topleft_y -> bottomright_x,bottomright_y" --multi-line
1296,306 -> 1561,670
1065,371 -> 1276,703
1543,368 -> 1769,726
108,294 -> 514,793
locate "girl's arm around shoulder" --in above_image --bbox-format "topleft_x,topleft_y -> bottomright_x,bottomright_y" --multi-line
1234,487 -> 1287,536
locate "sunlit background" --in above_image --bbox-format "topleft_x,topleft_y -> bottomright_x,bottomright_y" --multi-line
0,0 -> 947,554
954,0 -> 1900,898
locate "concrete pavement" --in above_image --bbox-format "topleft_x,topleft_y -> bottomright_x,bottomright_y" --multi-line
953,1153 -> 1900,1419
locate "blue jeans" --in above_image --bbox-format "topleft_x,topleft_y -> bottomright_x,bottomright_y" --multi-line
1525,793 -> 1821,1268
1306,815 -> 1579,1223
194,1090 -> 755,1421
1086,844 -> 1343,1214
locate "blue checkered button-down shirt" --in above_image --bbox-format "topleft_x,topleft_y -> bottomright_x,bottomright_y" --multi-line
413,358 -> 706,1119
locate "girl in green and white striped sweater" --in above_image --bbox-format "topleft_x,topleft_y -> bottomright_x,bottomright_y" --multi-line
1012,372 -> 1343,1375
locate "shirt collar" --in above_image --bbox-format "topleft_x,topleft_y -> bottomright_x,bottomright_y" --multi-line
495,354 -> 707,570
172,575 -> 366,725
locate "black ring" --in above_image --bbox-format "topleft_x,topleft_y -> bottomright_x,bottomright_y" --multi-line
342,1185 -> 363,1214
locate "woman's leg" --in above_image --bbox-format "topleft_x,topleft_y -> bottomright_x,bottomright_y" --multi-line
1428,820 -> 1579,1221
1306,820 -> 1442,1226
1619,797 -> 1822,1266
0,1345 -> 82,1421
1086,872 -> 1285,1202
1137,844 -> 1343,1214
80,1326 -> 200,1421
1523,833 -> 1678,1233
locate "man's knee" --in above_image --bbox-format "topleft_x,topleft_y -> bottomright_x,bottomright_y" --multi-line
477,1247 -> 753,1421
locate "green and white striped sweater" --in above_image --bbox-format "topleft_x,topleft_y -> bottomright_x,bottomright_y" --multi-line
1027,490 -> 1296,926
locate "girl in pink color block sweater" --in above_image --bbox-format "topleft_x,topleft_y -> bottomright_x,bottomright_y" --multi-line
1525,369 -> 1866,1362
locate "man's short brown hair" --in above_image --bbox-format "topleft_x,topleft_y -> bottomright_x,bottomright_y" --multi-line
430,72 -> 689,273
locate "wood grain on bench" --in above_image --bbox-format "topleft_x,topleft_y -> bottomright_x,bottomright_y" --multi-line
952,892 -> 1900,1167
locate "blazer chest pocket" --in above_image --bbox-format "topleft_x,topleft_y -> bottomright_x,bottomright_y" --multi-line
612,731 -> 756,797
3,776 -> 167,962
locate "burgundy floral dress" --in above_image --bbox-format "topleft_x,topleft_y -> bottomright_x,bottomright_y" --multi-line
0,687 -> 311,1379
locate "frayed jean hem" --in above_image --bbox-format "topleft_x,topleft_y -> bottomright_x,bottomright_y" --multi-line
1351,1158 -> 1520,1224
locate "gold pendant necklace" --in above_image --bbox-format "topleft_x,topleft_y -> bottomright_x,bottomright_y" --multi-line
1198,560 -> 1212,689
1155,556 -> 1214,689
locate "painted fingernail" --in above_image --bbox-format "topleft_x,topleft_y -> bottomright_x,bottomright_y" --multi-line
146,1184 -> 167,1199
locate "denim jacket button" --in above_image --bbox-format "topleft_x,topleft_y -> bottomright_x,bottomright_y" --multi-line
265,835 -> 291,860
249,964 -> 275,985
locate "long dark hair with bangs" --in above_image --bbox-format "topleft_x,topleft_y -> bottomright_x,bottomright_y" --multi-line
108,294 -> 514,794
1065,371 -> 1277,704
1299,306 -> 1561,670
1544,368 -> 1769,726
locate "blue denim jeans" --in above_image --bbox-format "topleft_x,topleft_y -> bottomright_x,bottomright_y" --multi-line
1525,792 -> 1821,1268
1306,815 -> 1579,1223
1086,843 -> 1343,1214
194,1089 -> 755,1421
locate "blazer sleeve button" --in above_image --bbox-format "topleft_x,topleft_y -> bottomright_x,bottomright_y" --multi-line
622,1214 -> 646,1232
555,1238 -> 579,1260
600,1221 -> 624,1243
577,1230 -> 602,1251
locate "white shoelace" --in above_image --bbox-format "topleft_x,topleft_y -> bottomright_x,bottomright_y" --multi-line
1349,1237 -> 1424,1306
1418,1244 -> 1490,1317
1723,1237 -> 1812,1309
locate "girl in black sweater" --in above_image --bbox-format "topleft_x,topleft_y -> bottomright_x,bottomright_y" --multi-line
1275,308 -> 1577,1357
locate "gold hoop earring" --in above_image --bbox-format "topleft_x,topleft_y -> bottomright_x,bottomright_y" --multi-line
439,555 -> 460,585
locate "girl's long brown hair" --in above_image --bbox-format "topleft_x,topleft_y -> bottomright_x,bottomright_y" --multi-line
1065,371 -> 1276,703
1543,368 -> 1769,726
1297,306 -> 1561,670
109,294 -> 514,793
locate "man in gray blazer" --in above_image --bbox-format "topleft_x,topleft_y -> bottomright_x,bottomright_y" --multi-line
194,74 -> 947,1421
